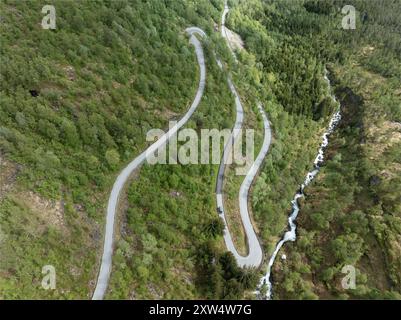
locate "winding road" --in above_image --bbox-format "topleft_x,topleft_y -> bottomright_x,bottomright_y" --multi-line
92,28 -> 206,300
221,2 -> 237,61
93,2 -> 271,298
216,103 -> 270,267
216,2 -> 271,268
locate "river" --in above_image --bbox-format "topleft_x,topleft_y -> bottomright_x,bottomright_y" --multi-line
257,69 -> 342,300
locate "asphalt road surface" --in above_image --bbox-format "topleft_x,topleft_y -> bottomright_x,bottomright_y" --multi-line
92,28 -> 207,300
216,2 -> 271,268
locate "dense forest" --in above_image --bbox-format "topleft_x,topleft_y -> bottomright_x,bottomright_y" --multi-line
0,0 -> 400,300
0,0 -> 257,299
273,67 -> 401,299
227,0 -> 400,299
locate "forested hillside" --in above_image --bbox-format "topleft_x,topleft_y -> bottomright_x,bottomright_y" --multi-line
227,0 -> 339,257
226,0 -> 401,299
273,67 -> 401,299
0,0 -> 251,299
1,0 -> 399,300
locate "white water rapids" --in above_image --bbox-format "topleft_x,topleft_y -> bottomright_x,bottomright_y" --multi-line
257,69 -> 342,299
